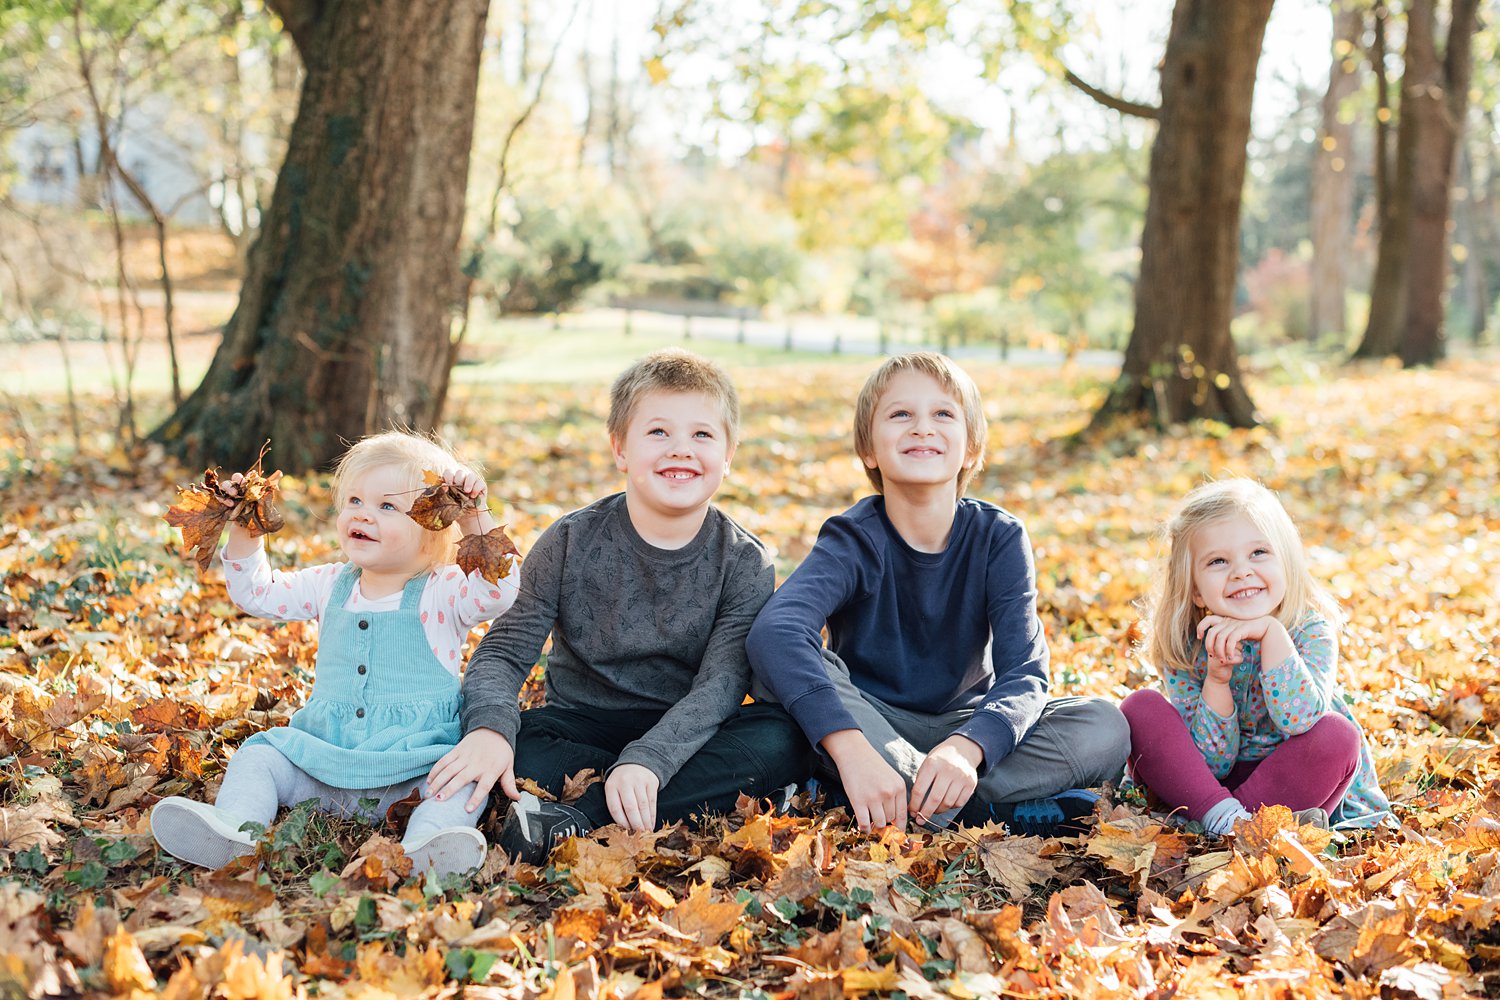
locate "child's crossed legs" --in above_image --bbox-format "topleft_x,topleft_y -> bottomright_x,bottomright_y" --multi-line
805,649 -> 1129,829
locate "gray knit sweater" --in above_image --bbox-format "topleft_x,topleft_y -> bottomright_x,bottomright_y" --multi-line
460,492 -> 774,783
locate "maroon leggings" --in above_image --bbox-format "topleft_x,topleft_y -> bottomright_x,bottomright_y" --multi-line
1120,689 -> 1361,822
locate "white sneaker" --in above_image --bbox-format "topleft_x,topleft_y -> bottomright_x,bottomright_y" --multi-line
150,797 -> 257,869
402,826 -> 487,878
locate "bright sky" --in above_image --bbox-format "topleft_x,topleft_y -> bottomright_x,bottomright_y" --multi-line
549,0 -> 1336,162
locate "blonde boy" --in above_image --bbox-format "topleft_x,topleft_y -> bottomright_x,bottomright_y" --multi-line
747,353 -> 1128,834
428,350 -> 809,861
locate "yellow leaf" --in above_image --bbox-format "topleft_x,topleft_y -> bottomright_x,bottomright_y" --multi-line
103,927 -> 154,993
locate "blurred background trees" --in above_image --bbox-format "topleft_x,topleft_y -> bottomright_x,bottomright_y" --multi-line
3,0 -> 1497,467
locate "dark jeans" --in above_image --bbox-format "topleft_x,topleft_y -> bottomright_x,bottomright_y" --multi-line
1121,688 -> 1361,822
511,702 -> 813,828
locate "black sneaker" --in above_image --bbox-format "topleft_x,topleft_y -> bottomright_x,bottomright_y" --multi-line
769,782 -> 799,816
498,792 -> 592,865
998,788 -> 1100,837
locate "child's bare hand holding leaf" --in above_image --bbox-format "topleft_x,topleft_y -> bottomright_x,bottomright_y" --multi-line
405,467 -> 520,584
164,450 -> 284,571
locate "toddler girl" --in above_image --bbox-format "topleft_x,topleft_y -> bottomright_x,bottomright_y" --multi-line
1121,479 -> 1390,833
152,431 -> 520,876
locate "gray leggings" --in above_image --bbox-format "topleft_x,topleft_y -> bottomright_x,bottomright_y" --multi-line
215,743 -> 480,845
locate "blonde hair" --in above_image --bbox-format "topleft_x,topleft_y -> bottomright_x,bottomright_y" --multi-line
1147,479 -> 1341,676
607,349 -> 741,446
853,352 -> 988,496
331,430 -> 476,570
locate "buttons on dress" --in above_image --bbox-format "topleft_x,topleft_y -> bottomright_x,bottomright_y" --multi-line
356,708 -> 365,718
358,620 -> 369,630
358,664 -> 367,675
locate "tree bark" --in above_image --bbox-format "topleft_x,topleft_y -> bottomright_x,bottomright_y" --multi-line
1354,0 -> 1479,365
1400,0 -> 1478,366
1309,2 -> 1362,343
1459,138 -> 1496,344
1092,0 -> 1273,430
1354,0 -> 1411,360
152,0 -> 489,473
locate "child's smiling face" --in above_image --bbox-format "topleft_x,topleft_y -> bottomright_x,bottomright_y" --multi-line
1190,513 -> 1288,621
610,390 -> 733,529
336,465 -> 430,579
860,369 -> 972,492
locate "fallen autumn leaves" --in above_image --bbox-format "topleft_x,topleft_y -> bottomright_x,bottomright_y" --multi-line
2,360 -> 1499,998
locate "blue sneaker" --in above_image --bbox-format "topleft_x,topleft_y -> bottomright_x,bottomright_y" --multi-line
999,789 -> 1100,837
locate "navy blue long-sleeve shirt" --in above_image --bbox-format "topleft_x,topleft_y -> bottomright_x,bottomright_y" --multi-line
746,496 -> 1049,772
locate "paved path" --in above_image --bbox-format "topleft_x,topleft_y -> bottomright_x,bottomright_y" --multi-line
597,307 -> 1126,369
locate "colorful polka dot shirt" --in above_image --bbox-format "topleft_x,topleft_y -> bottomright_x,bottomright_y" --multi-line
1163,613 -> 1391,828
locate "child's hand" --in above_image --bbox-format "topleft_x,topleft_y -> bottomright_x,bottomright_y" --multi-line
910,734 -> 982,822
442,466 -> 487,503
442,466 -> 492,533
824,729 -> 909,831
1205,655 -> 1236,686
426,728 -> 518,813
1196,614 -> 1271,666
605,764 -> 660,832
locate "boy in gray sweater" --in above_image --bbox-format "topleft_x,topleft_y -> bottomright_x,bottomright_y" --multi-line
425,350 -> 810,862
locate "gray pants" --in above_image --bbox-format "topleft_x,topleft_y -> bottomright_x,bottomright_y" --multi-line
776,649 -> 1130,821
215,743 -> 480,845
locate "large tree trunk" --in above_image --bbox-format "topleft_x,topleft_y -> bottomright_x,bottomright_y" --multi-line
1354,0 -> 1411,360
1354,0 -> 1479,365
1401,0 -> 1478,366
1309,2 -> 1363,343
1092,0 -> 1273,430
152,0 -> 489,473
1457,140 -> 1495,345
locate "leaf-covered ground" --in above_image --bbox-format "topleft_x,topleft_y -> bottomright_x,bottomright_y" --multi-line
2,358 -> 1499,999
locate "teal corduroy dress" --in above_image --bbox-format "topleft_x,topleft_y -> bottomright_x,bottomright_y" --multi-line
243,565 -> 462,788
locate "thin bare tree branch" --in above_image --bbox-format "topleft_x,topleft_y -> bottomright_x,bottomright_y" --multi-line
1063,68 -> 1160,120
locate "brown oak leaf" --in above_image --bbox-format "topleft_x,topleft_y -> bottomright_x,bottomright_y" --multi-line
406,476 -> 471,530
458,525 -> 520,583
164,455 -> 285,571
164,478 -> 235,572
230,468 -> 284,537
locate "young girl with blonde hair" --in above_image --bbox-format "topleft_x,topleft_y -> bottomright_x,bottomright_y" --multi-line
1121,479 -> 1390,833
152,431 -> 520,876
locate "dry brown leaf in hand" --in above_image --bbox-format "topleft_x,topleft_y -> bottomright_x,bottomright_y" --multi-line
406,474 -> 471,531
164,475 -> 236,572
164,459 -> 285,570
458,525 -> 520,583
230,468 -> 284,537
